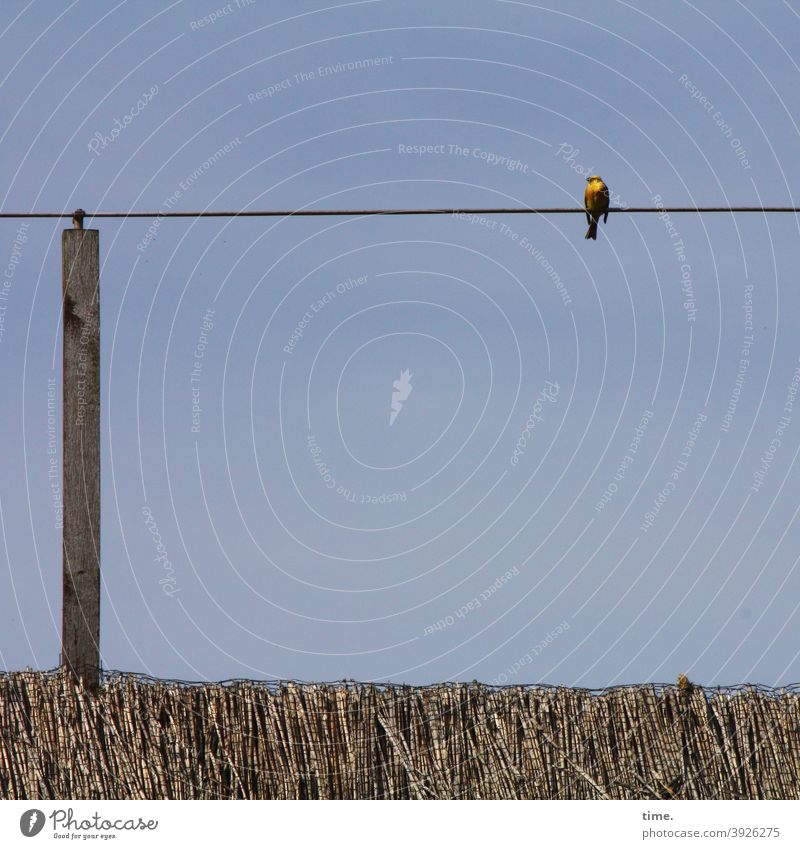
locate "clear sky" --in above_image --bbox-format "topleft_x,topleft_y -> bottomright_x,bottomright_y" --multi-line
1,0 -> 799,686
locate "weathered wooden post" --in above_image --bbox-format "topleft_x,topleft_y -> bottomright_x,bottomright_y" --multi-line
61,209 -> 100,689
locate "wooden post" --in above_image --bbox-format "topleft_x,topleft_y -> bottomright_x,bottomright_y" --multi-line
61,209 -> 101,689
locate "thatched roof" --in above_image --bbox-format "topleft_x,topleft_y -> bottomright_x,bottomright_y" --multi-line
1,671 -> 798,799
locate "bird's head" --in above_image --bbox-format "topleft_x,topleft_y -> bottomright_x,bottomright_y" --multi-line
586,175 -> 603,183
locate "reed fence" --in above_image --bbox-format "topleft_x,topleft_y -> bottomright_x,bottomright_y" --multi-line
1,671 -> 798,799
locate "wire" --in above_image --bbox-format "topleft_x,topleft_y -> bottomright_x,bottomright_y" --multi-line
0,206 -> 799,220
4,667 -> 798,694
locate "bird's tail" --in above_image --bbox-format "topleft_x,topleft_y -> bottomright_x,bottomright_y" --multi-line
585,219 -> 597,240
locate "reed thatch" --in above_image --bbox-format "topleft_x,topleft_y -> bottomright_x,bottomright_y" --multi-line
1,671 -> 798,799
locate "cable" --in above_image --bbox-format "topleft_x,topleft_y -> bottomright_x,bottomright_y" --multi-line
1,206 -> 799,220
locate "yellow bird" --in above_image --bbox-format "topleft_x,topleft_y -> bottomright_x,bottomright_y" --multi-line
584,175 -> 610,240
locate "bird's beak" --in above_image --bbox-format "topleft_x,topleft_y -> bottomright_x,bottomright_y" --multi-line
586,177 -> 591,182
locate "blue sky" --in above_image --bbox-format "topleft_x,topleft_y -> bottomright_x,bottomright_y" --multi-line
1,0 -> 800,685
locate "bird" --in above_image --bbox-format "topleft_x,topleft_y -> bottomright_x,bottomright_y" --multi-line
584,175 -> 610,240
676,673 -> 693,692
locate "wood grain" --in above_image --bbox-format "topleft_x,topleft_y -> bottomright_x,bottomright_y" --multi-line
61,229 -> 100,690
